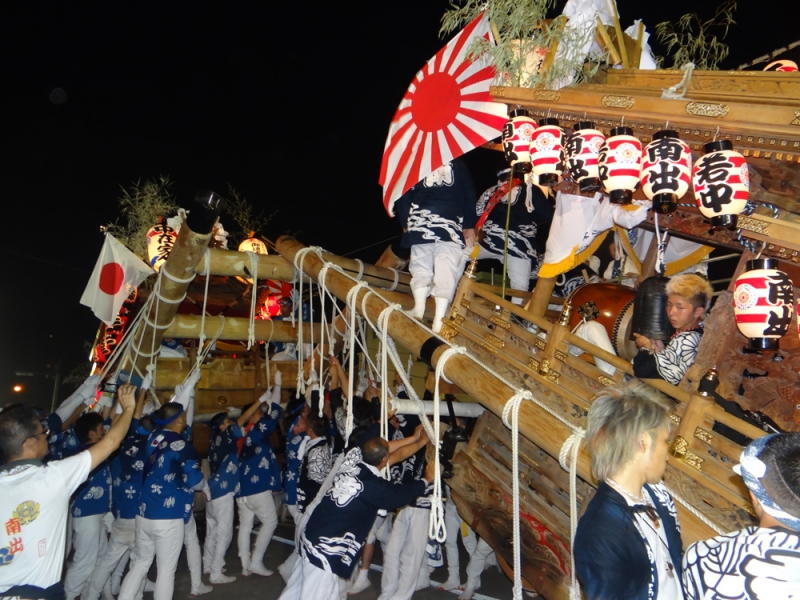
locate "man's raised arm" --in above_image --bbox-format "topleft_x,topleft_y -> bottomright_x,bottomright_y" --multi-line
88,383 -> 136,470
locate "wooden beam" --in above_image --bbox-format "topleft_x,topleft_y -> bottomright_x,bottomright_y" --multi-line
164,315 -> 322,342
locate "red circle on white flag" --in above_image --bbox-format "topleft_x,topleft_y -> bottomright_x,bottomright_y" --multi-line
411,72 -> 461,133
99,262 -> 124,295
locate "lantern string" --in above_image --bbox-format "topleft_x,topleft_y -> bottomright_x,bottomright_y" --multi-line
654,214 -> 668,275
713,126 -> 720,142
754,241 -> 767,260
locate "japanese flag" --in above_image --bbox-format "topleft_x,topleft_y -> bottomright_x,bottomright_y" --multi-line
80,235 -> 154,326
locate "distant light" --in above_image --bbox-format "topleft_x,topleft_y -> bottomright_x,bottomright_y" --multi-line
12,385 -> 22,393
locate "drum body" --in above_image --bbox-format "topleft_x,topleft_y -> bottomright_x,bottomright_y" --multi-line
566,283 -> 638,361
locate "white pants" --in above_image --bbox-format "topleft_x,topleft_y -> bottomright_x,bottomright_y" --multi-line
465,538 -> 494,589
85,517 -> 135,600
237,491 -> 278,572
64,513 -> 108,600
569,320 -> 617,375
203,492 -> 235,577
409,242 -> 465,300
119,517 -> 184,600
443,500 -> 477,581
475,245 -> 531,304
184,513 -> 203,588
279,556 -> 342,600
378,507 -> 430,600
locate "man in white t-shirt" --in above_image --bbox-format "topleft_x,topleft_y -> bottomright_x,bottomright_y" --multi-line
0,383 -> 136,600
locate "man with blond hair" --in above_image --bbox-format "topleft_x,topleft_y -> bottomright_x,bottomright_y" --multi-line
575,386 -> 684,600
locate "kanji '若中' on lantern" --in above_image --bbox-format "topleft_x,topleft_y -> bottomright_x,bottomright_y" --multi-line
502,108 -> 536,174
733,257 -> 794,350
640,130 -> 692,214
598,126 -> 642,205
565,121 -> 605,193
530,117 -> 563,187
692,140 -> 749,230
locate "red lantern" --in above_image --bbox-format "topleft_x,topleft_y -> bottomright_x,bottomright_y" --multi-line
598,126 -> 642,205
530,117 -> 563,187
692,140 -> 749,230
261,295 -> 282,319
733,258 -> 794,350
565,121 -> 605,192
641,130 -> 692,214
501,108 -> 537,174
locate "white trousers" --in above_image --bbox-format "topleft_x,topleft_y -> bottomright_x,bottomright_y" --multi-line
184,513 -> 203,588
237,490 -> 278,571
409,242 -> 465,300
569,320 -> 617,375
279,556 -> 342,600
85,517 -> 135,600
475,245 -> 531,304
443,500 -> 477,581
465,538 -> 494,588
118,517 -> 184,600
64,513 -> 108,600
203,492 -> 235,576
378,507 -> 430,600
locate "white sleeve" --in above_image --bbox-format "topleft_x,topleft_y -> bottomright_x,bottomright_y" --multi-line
47,451 -> 93,495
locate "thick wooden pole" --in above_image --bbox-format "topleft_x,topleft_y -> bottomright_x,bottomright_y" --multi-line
275,236 -> 594,479
525,276 -> 557,318
164,315 -> 322,342
125,194 -> 221,377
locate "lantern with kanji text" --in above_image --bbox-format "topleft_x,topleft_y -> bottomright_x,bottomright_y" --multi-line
238,233 -> 268,255
692,140 -> 749,230
530,117 -> 563,187
641,130 -> 692,214
598,126 -> 642,205
733,257 -> 794,350
565,121 -> 605,192
146,218 -> 177,272
501,109 -> 537,174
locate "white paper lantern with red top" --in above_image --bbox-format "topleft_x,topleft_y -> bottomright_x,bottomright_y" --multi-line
530,117 -> 563,187
501,108 -> 537,174
238,237 -> 268,255
641,130 -> 692,214
692,140 -> 749,230
146,220 -> 177,272
733,257 -> 794,350
565,121 -> 605,192
598,126 -> 642,204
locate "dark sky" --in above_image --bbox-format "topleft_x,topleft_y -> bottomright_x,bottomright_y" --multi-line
1,1 -> 791,405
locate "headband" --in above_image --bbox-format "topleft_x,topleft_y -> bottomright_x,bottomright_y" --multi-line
734,434 -> 800,531
153,403 -> 185,427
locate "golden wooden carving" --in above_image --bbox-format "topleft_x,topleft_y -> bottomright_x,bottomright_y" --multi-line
533,339 -> 547,351
528,357 -> 540,370
792,111 -> 800,126
484,333 -> 505,350
685,102 -> 729,119
547,370 -> 561,385
554,350 -> 568,362
450,305 -> 459,319
601,95 -> 635,109
534,90 -> 560,102
737,216 -> 769,235
597,375 -> 615,386
694,427 -> 715,444
671,435 -> 689,458
670,414 -> 682,427
454,314 -> 465,325
439,323 -> 458,342
683,450 -> 705,471
480,341 -> 499,355
491,316 -> 511,330
460,299 -> 471,309
539,358 -> 551,376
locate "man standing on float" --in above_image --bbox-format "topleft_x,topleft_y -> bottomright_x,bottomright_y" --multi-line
395,158 -> 477,333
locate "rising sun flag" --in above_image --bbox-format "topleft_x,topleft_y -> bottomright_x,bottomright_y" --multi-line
379,13 -> 508,216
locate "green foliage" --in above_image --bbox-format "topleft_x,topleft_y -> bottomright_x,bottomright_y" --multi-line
222,184 -> 275,247
104,176 -> 179,258
440,0 -> 606,89
655,1 -> 736,70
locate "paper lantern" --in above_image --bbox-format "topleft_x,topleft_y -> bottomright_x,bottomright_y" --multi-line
501,108 -> 537,174
146,220 -> 178,272
238,237 -> 268,255
764,59 -> 798,72
261,295 -> 282,319
565,121 -> 605,192
598,126 -> 642,205
641,130 -> 692,214
530,117 -> 563,187
733,258 -> 794,350
692,140 -> 749,230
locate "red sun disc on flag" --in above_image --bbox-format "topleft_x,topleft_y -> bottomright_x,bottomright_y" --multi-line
99,262 -> 125,295
379,13 -> 508,216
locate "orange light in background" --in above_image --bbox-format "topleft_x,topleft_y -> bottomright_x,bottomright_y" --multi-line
12,385 -> 23,393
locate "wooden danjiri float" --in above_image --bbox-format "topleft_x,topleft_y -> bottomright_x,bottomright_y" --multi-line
87,18 -> 800,600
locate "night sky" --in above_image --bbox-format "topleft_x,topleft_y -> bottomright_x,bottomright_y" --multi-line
1,1 -> 791,406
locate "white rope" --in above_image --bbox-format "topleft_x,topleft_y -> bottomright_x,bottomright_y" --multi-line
345,281 -> 370,446
388,268 -> 400,292
354,259 -> 364,281
197,250 -> 212,373
161,267 -> 196,285
666,486 -> 726,536
264,318 -> 274,389
661,62 -> 695,99
292,246 -> 323,396
559,431 -> 586,600
429,346 -> 468,543
377,303 -> 404,479
246,251 -> 259,350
